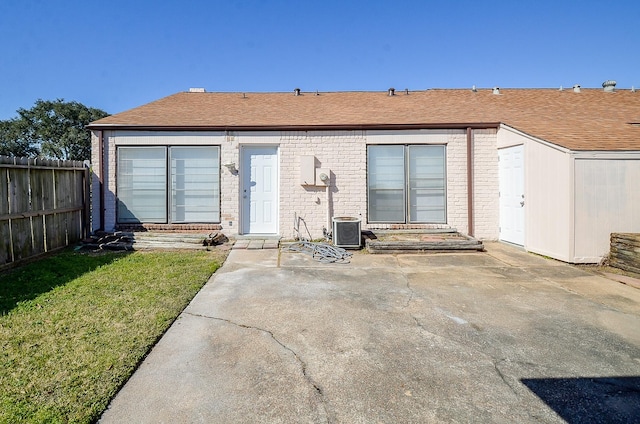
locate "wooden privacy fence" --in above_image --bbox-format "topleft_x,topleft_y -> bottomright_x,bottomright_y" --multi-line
0,155 -> 90,268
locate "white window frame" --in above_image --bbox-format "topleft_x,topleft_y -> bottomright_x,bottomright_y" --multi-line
116,146 -> 220,224
170,146 -> 220,223
367,144 -> 447,224
117,146 -> 167,223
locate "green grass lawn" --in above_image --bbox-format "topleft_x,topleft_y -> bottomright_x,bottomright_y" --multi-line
0,249 -> 226,424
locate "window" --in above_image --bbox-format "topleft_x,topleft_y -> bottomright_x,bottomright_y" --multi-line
170,147 -> 220,222
117,147 -> 167,223
367,145 -> 446,223
117,146 -> 220,224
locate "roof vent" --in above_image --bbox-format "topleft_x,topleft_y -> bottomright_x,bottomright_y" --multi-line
632,86 -> 636,93
472,85 -> 477,92
602,80 -> 617,92
388,87 -> 395,96
404,88 -> 409,95
189,88 -> 205,93
294,88 -> 301,96
492,87 -> 500,95
573,84 -> 581,93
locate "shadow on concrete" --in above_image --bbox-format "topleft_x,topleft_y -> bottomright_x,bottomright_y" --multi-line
521,376 -> 640,424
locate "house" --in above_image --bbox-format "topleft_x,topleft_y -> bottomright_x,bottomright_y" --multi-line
88,84 -> 640,263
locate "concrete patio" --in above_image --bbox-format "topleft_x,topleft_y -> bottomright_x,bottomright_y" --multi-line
99,242 -> 640,423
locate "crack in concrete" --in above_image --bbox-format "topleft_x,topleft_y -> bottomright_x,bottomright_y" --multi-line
185,311 -> 332,423
396,256 -> 415,309
484,250 -> 518,267
403,278 -> 415,309
412,315 -> 525,400
492,359 -> 519,395
492,359 -> 540,422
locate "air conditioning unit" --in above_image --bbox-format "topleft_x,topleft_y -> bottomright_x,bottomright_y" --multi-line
332,217 -> 361,248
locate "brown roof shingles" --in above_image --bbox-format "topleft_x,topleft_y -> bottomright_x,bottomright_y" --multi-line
89,89 -> 640,151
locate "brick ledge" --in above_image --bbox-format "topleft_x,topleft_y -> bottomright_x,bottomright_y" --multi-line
116,223 -> 223,232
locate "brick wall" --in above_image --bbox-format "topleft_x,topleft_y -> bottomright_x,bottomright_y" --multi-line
279,130 -> 367,239
93,129 -> 500,239
106,132 -> 118,231
90,131 -> 101,232
473,128 -> 499,239
444,131 -> 469,235
219,132 -> 240,233
89,130 -> 117,232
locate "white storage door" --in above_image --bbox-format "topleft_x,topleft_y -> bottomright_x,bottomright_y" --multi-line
499,145 -> 525,245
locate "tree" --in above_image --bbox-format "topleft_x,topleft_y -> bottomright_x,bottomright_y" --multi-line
0,119 -> 38,157
0,99 -> 109,160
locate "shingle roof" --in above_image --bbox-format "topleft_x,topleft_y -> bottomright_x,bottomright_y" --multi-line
89,88 -> 640,151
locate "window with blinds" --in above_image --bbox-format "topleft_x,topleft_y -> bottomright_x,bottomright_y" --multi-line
170,146 -> 220,223
117,147 -> 167,223
367,145 -> 446,224
116,146 -> 220,224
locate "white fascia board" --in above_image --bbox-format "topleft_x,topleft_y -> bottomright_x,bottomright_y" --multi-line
571,151 -> 640,159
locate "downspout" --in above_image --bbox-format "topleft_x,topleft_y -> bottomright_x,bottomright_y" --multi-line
98,130 -> 105,231
466,127 -> 474,237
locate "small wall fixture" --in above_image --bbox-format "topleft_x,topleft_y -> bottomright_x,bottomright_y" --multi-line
316,168 -> 331,186
223,163 -> 237,173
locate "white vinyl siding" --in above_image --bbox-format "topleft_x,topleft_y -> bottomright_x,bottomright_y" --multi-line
368,145 -> 446,224
117,146 -> 220,224
117,147 -> 167,223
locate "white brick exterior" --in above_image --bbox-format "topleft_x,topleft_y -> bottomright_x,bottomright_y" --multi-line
472,129 -> 499,240
90,130 -> 117,232
90,131 -> 101,232
91,128 -> 500,240
279,130 -> 367,239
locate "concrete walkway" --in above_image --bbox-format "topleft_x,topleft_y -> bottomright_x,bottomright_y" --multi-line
99,242 -> 640,423
231,239 -> 280,250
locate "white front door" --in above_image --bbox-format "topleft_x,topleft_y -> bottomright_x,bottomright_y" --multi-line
241,146 -> 278,234
499,145 -> 525,245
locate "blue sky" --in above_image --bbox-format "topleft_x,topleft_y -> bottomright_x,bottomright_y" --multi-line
1,0 -> 638,119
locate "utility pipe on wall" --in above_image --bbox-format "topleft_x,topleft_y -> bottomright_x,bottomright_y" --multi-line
319,171 -> 331,235
466,127 -> 474,237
